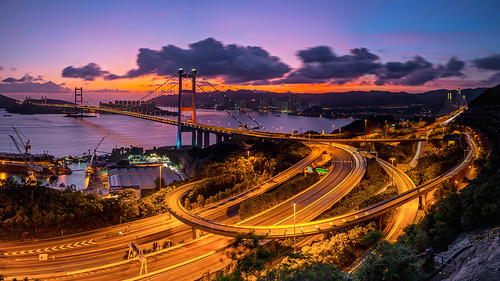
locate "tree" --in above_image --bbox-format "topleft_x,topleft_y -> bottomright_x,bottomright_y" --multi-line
225,234 -> 271,281
356,241 -> 422,281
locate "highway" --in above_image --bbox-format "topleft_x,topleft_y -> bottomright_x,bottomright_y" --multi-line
164,133 -> 475,240
1,143 -> 359,280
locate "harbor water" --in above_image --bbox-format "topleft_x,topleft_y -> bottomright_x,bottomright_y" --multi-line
0,108 -> 352,188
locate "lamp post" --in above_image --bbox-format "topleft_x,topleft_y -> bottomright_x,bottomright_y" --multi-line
364,119 -> 368,142
332,124 -> 335,135
159,164 -> 162,189
389,157 -> 396,187
292,201 -> 297,252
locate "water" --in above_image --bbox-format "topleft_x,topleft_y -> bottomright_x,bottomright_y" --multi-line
0,108 -> 352,188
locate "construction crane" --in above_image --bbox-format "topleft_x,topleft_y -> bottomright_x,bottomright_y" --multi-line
9,127 -> 36,182
86,135 -> 109,174
12,126 -> 31,154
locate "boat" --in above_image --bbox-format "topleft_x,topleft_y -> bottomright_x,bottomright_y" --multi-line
4,114 -> 12,117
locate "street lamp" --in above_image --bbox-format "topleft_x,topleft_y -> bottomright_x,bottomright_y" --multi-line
332,124 -> 335,135
389,157 -> 396,187
292,201 -> 297,252
364,119 -> 368,142
247,150 -> 250,159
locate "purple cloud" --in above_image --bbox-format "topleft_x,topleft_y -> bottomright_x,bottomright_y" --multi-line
473,54 -> 500,70
0,81 -> 70,93
375,56 -> 465,86
62,38 -> 291,83
276,47 -> 381,85
62,63 -> 109,81
2,73 -> 44,83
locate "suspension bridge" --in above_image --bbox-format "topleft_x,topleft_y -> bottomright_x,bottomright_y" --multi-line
30,68 -> 434,148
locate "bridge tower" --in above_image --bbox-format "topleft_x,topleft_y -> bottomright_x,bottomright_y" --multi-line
74,87 -> 83,118
177,69 -> 197,149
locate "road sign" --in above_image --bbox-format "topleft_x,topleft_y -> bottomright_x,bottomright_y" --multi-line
315,168 -> 328,174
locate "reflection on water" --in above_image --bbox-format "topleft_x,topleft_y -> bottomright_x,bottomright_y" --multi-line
1,108 -> 352,189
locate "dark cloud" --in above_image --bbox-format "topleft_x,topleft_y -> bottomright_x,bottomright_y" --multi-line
0,81 -> 70,93
88,88 -> 131,93
2,73 -> 44,83
0,66 -> 3,71
473,54 -> 500,70
277,47 -> 381,84
375,56 -> 465,86
62,63 -> 109,81
480,72 -> 500,86
62,38 -> 291,83
123,38 -> 291,83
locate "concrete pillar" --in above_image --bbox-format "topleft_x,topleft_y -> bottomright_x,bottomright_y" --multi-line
204,132 -> 210,148
197,129 -> 203,148
192,227 -> 198,239
192,130 -> 197,147
419,194 -> 427,210
216,134 -> 223,144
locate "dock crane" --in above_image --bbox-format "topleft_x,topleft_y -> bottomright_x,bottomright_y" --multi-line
8,127 -> 36,182
86,135 -> 109,175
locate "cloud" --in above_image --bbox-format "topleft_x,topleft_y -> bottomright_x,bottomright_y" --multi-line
62,63 -> 109,81
62,38 -> 291,83
276,46 -> 381,84
375,56 -> 465,86
2,73 -> 44,83
88,88 -> 131,93
0,66 -> 3,71
0,81 -> 71,93
473,54 -> 500,70
479,72 -> 500,86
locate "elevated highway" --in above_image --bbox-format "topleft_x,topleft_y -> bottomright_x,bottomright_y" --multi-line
166,133 -> 475,239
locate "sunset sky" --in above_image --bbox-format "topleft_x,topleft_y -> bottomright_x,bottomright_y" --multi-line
1,0 -> 500,97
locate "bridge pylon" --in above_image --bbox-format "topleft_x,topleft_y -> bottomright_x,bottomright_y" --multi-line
73,87 -> 83,118
177,68 -> 197,149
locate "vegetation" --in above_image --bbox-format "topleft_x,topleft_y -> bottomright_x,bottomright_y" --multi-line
184,140 -> 310,209
238,172 -> 320,219
398,84 -> 500,252
406,142 -> 464,186
319,158 -> 388,218
355,241 -> 423,281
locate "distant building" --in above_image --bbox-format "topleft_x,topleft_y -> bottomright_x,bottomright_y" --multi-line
288,94 -> 301,113
308,100 -> 320,108
276,100 -> 289,112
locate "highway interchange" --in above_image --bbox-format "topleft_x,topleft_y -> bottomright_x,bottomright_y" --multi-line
0,115 -> 477,280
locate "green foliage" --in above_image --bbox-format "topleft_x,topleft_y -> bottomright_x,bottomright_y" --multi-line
0,177 -> 142,239
362,230 -> 383,247
355,241 -> 423,281
185,140 -> 310,209
239,172 -> 320,219
224,234 -> 271,281
320,158 -> 389,218
259,262 -> 346,281
407,144 -> 464,186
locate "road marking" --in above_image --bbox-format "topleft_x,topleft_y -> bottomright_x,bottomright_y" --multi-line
3,239 -> 98,256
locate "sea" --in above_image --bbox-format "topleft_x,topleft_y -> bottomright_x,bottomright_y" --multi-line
0,107 -> 352,189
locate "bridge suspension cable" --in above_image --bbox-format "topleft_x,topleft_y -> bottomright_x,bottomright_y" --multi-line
197,74 -> 269,133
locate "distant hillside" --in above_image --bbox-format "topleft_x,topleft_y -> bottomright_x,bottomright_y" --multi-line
0,95 -> 73,114
468,84 -> 500,107
0,94 -> 17,108
151,88 -> 486,114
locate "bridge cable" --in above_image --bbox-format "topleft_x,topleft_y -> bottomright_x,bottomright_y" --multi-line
197,74 -> 269,132
194,83 -> 247,128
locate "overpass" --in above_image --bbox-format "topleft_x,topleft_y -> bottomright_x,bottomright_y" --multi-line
165,132 -> 475,239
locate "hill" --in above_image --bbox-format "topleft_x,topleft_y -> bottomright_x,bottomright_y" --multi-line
0,94 -> 17,108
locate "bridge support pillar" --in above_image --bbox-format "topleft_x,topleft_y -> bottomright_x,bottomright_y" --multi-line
192,227 -> 198,239
216,134 -> 223,144
191,130 -> 197,147
419,194 -> 427,210
197,130 -> 203,148
204,132 -> 210,148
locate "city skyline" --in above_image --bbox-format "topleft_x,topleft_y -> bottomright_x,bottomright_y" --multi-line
1,0 -> 500,95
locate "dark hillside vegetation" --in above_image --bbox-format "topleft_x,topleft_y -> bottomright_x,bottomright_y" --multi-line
401,84 -> 500,251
